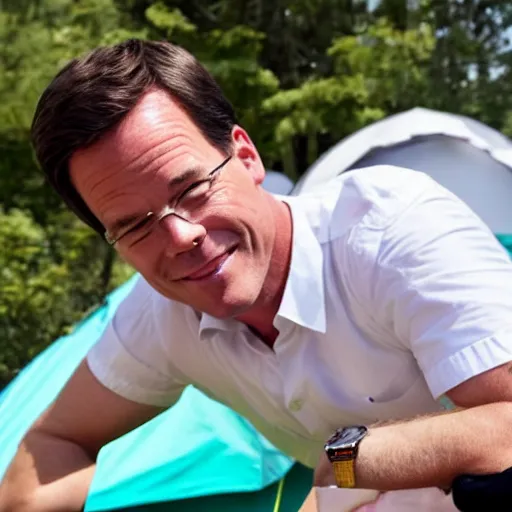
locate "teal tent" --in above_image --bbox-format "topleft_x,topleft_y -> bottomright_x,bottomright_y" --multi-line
496,235 -> 512,257
0,275 -> 312,511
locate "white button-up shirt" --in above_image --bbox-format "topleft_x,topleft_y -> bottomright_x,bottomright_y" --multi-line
88,165 -> 512,468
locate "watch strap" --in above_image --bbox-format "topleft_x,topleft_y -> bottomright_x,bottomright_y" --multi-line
333,459 -> 356,488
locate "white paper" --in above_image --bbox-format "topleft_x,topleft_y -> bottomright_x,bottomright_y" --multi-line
315,487 -> 458,512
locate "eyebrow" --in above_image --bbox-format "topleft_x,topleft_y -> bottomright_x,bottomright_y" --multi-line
167,167 -> 205,191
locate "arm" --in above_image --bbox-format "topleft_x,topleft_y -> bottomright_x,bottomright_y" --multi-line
315,183 -> 512,490
0,360 -> 163,512
315,366 -> 512,490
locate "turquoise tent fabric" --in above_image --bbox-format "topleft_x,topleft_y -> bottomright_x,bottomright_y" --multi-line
0,274 -> 297,511
87,388 -> 293,510
3,237 -> 509,510
121,463 -> 314,512
0,276 -> 141,475
496,234 -> 512,257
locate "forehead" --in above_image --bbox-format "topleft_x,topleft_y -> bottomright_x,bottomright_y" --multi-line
69,89 -> 223,223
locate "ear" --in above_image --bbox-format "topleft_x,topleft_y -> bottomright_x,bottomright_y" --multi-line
231,125 -> 265,185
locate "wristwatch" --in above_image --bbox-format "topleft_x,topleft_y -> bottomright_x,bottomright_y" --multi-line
324,425 -> 368,488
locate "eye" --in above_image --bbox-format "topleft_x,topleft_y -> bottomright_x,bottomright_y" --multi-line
177,179 -> 211,204
120,213 -> 155,242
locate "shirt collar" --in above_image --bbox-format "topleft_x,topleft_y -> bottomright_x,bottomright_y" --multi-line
199,195 -> 326,337
274,196 -> 326,333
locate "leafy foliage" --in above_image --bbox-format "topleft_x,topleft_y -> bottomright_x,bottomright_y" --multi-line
0,0 -> 511,387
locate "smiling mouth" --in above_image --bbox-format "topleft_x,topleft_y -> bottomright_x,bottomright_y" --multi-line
181,247 -> 236,281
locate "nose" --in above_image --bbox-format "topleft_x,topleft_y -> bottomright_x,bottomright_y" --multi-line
160,213 -> 206,256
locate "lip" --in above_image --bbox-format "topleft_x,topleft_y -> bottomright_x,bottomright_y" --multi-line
181,248 -> 235,281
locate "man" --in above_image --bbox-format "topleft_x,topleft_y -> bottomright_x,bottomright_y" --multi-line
2,39 -> 512,512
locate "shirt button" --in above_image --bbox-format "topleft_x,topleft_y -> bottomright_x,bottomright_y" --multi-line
289,398 -> 304,412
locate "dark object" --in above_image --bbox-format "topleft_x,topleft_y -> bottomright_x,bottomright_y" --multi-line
452,466 -> 512,511
324,426 -> 368,488
325,426 -> 368,456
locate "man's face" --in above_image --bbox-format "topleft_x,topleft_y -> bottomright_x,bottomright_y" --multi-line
69,89 -> 275,318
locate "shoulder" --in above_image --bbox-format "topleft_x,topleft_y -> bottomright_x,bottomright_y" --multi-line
294,165 -> 443,243
106,276 -> 200,353
333,165 -> 442,232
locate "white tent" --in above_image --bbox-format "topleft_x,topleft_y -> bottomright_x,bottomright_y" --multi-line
264,170 -> 294,195
294,107 -> 512,234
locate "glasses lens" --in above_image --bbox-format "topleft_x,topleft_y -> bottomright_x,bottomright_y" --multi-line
174,180 -> 213,221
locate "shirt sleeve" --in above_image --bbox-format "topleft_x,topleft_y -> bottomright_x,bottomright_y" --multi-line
87,277 -> 186,407
367,185 -> 512,399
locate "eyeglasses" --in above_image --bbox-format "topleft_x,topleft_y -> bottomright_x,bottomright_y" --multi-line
104,155 -> 232,247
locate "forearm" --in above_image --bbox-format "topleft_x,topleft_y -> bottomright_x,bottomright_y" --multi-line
0,430 -> 96,512
354,402 -> 512,490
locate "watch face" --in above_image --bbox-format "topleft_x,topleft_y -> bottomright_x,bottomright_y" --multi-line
326,426 -> 367,450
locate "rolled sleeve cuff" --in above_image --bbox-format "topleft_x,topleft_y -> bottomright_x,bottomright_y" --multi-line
425,331 -> 512,399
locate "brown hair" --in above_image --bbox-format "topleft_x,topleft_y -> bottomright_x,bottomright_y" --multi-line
31,39 -> 237,234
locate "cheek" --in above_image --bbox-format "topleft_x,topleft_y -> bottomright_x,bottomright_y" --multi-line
214,180 -> 261,212
117,243 -> 160,273
203,198 -> 260,234
218,187 -> 268,226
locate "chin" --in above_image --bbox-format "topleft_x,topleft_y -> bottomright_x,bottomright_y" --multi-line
200,293 -> 256,320
148,254 -> 267,318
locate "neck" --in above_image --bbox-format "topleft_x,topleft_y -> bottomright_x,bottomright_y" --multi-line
235,195 -> 293,347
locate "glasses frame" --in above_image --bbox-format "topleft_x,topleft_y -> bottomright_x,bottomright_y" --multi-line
104,155 -> 232,246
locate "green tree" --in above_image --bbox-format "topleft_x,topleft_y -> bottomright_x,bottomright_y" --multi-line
0,0 -> 137,387
261,18 -> 435,178
1,0 -> 511,388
